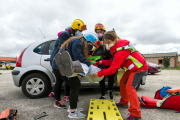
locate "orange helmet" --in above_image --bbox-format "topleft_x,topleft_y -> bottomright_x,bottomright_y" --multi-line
95,23 -> 106,32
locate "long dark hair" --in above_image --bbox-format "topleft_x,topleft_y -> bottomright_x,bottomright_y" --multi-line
59,35 -> 88,59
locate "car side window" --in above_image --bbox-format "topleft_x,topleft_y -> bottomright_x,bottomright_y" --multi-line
33,42 -> 46,54
48,40 -> 56,55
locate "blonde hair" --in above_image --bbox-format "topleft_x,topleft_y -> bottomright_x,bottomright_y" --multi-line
103,30 -> 120,41
102,30 -> 122,49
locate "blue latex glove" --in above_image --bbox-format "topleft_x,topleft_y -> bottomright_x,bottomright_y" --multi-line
86,65 -> 91,75
89,65 -> 91,71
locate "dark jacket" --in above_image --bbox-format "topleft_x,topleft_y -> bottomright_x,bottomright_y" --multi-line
92,45 -> 112,69
51,31 -> 71,69
68,38 -> 91,67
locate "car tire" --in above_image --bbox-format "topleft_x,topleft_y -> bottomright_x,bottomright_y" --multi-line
21,73 -> 49,99
6,67 -> 8,70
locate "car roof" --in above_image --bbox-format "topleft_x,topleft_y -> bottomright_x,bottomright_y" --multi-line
35,37 -> 58,42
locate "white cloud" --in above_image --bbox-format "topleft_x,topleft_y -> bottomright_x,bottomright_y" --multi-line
0,0 -> 180,57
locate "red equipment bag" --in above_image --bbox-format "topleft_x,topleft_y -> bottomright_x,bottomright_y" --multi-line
140,87 -> 180,112
140,96 -> 157,109
154,88 -> 164,100
0,109 -> 17,120
160,95 -> 180,112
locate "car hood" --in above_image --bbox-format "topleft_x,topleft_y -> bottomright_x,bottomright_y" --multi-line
147,62 -> 160,67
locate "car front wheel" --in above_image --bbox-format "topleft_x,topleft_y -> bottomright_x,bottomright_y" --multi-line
21,73 -> 49,99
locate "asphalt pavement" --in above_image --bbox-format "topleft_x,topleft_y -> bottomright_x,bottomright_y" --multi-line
0,70 -> 180,120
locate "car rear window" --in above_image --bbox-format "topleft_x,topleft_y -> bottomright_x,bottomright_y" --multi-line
33,42 -> 46,54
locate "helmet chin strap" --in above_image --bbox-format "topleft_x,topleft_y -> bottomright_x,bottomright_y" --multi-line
71,29 -> 78,36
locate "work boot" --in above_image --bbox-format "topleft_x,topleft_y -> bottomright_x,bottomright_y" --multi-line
126,113 -> 141,120
108,90 -> 113,100
116,103 -> 128,108
55,51 -> 83,76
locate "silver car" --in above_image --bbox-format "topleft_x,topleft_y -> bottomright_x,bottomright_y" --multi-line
12,38 -> 147,98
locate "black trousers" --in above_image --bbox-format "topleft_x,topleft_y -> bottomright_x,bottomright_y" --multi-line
53,72 -> 70,101
53,69 -> 81,109
99,74 -> 115,96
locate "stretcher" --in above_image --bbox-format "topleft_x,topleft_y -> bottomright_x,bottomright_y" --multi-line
87,99 -> 123,120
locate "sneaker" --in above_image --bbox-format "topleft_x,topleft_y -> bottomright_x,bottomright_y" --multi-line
99,96 -> 106,99
55,51 -> 73,76
126,113 -> 141,120
67,106 -> 83,112
108,90 -> 113,100
116,103 -> 128,108
49,92 -> 55,99
54,101 -> 66,108
64,96 -> 69,101
68,109 -> 86,118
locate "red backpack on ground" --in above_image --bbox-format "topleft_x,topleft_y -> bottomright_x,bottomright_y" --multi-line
140,87 -> 180,112
0,109 -> 17,120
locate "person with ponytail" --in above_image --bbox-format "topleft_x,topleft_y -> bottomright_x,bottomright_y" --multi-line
93,30 -> 148,120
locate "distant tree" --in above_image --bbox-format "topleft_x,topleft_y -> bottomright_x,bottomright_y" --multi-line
163,57 -> 170,68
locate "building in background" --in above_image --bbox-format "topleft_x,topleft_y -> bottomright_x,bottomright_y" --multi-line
178,54 -> 180,66
143,52 -> 178,68
0,57 -> 17,67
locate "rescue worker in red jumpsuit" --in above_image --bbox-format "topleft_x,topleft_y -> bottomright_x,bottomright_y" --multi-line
93,30 -> 148,120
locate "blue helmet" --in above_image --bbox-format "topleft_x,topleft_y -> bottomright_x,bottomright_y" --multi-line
65,26 -> 71,30
84,32 -> 99,44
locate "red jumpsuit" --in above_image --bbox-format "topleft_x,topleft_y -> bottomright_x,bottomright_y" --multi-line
98,39 -> 148,118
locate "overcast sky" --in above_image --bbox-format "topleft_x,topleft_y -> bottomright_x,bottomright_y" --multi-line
0,0 -> 180,57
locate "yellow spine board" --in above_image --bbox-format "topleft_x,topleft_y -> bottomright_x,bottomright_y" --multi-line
87,99 -> 123,120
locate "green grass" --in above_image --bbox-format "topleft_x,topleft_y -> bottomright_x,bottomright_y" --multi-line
113,92 -> 120,95
0,73 -> 2,75
161,66 -> 180,70
0,68 -> 7,70
105,91 -> 120,95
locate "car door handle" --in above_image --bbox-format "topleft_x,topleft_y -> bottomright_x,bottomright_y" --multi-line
44,58 -> 50,61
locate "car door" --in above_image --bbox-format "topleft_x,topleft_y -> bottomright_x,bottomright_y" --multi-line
40,40 -> 56,72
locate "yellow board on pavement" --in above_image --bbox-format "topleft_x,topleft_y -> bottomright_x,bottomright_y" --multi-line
87,99 -> 123,120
